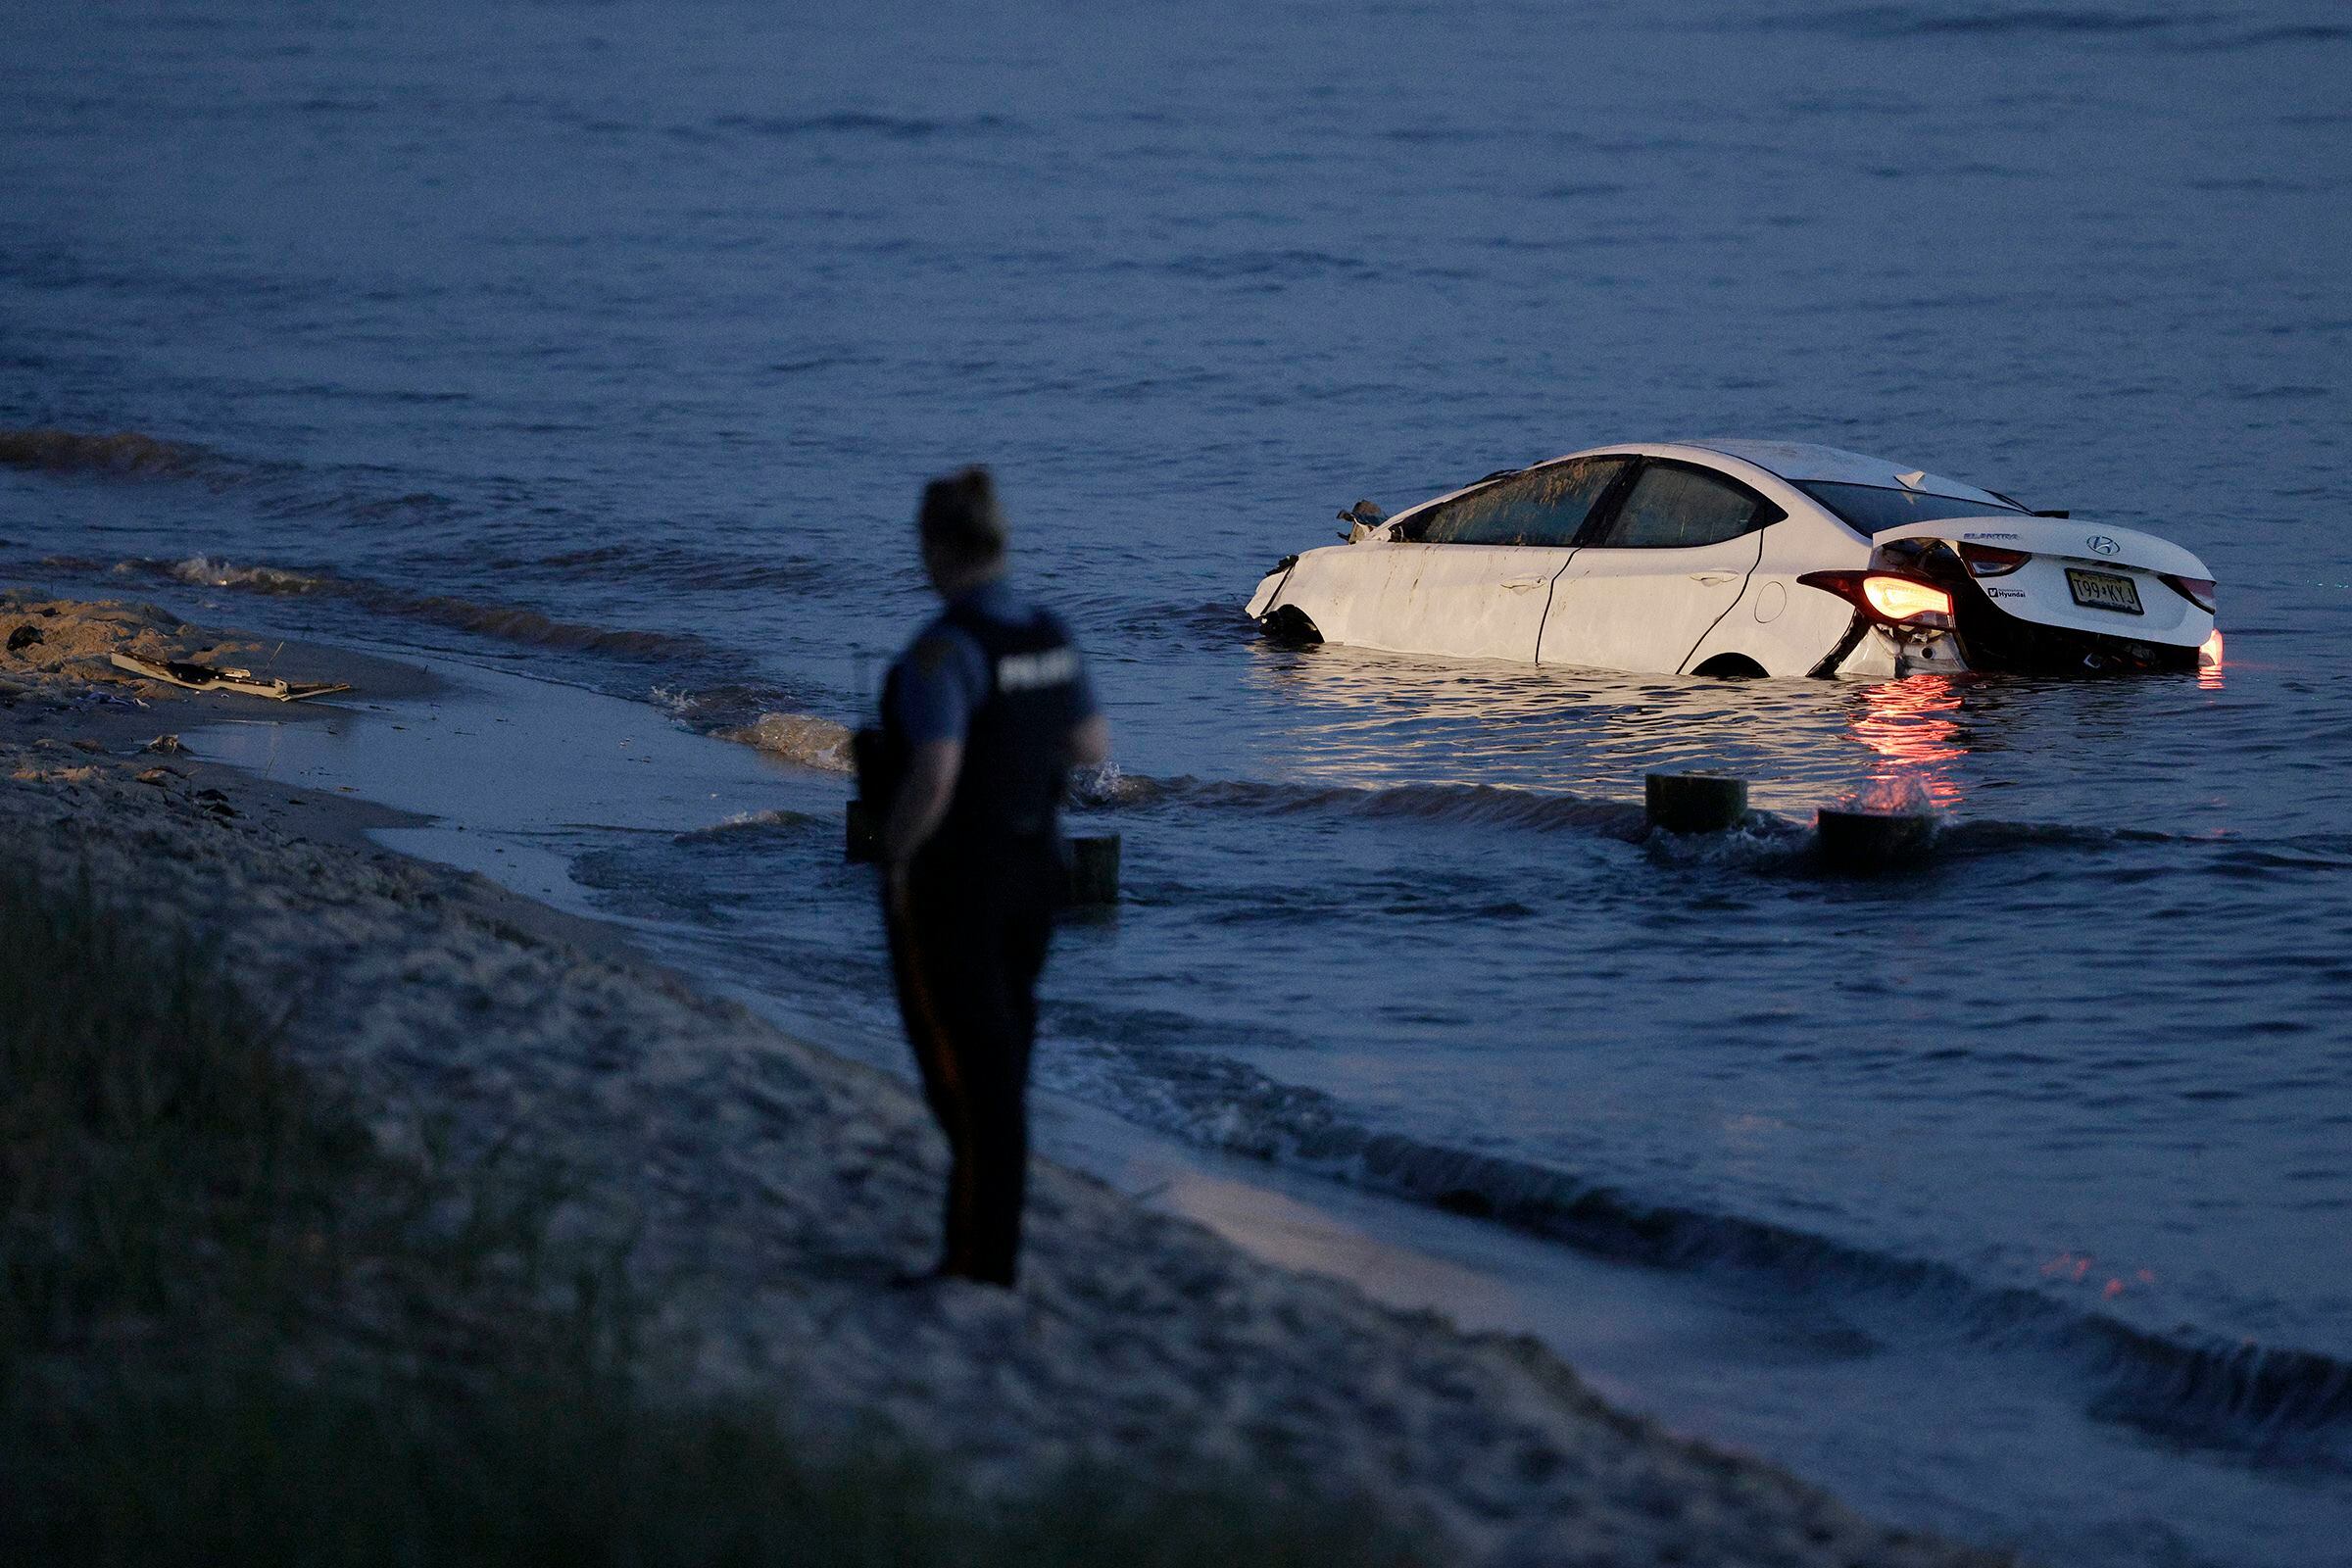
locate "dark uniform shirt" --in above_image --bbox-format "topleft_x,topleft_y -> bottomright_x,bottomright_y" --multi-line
886,578 -> 1100,843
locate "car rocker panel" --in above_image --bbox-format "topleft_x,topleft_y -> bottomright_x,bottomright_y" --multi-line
1248,440 -> 2218,679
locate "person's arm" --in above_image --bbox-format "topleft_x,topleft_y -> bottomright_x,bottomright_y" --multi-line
1067,712 -> 1110,769
881,739 -> 961,873
879,629 -> 979,908
1062,633 -> 1109,770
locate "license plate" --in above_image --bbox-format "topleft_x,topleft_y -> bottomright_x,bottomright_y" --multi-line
2067,568 -> 2142,614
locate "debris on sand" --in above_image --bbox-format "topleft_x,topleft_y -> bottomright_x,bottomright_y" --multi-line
0,592 -> 346,704
107,651 -> 350,703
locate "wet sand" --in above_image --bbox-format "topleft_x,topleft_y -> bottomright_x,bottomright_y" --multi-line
0,589 -> 2014,1567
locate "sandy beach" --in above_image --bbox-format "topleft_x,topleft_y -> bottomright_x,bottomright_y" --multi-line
0,589 -> 2013,1566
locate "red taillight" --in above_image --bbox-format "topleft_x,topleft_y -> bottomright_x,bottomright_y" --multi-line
1863,576 -> 1954,621
2160,574 -> 2218,612
2198,628 -> 2224,667
1957,542 -> 2030,577
1798,570 -> 1955,628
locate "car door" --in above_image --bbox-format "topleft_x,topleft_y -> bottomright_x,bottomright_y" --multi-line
1368,457 -> 1630,662
1537,460 -> 1781,673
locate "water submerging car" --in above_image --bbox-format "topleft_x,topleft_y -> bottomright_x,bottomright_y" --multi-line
1246,440 -> 2221,677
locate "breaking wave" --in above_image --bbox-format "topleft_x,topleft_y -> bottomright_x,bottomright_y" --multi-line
384,590 -> 708,660
1077,770 -> 1656,839
1073,770 -> 2292,873
715,711 -> 855,773
0,427 -> 225,481
711,110 -> 1026,141
674,808 -> 820,839
496,542 -> 833,594
166,556 -> 327,595
646,684 -> 857,773
1938,817 -> 2201,853
1044,1039 -> 2352,1467
122,556 -> 713,662
1751,6 -> 2351,51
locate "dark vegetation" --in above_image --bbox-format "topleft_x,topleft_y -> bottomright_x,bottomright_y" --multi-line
0,860 -> 1424,1567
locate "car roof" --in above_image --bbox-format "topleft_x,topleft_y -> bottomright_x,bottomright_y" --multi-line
1670,438 -> 2009,507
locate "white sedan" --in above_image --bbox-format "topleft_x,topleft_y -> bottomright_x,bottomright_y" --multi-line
1246,440 -> 2220,677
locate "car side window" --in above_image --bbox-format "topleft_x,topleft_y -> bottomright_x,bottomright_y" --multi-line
1584,464 -> 1773,550
1402,457 -> 1629,546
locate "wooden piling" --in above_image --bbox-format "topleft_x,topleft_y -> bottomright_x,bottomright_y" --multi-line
1064,834 -> 1121,906
1815,807 -> 1936,872
1645,773 -> 1749,834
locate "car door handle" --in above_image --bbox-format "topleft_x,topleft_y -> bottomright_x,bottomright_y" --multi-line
1688,572 -> 1738,586
1500,576 -> 1547,591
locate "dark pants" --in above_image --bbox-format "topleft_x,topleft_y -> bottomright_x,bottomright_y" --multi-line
884,837 -> 1058,1286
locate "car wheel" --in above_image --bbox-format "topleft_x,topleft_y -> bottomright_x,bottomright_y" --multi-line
1690,653 -> 1766,678
1260,605 -> 1323,645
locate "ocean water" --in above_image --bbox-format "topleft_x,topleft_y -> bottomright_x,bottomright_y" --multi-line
3,1 -> 2349,1561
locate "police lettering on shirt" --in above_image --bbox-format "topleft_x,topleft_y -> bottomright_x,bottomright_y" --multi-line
994,646 -> 1079,693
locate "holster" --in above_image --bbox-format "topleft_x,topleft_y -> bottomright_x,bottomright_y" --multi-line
853,724 -> 901,815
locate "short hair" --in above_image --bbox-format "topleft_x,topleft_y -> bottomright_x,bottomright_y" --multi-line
918,466 -> 1006,561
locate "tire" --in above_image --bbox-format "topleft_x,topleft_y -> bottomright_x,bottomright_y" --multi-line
1259,605 -> 1323,645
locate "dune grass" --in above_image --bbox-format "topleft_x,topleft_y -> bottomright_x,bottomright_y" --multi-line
0,861 -> 1424,1567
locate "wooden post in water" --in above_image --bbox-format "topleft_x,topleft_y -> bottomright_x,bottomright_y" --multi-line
1064,834 -> 1121,906
1645,773 -> 1749,834
1815,807 -> 1936,872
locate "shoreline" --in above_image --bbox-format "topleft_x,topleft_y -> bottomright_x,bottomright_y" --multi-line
0,591 -> 2012,1565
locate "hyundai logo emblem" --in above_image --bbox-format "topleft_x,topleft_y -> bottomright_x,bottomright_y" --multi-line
2086,535 -> 2120,556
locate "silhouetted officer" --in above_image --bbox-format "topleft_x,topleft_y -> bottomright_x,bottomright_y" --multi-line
867,467 -> 1108,1287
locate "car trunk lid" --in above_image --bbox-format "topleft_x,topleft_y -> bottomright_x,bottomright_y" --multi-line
1874,516 -> 2212,578
1875,516 -> 2215,650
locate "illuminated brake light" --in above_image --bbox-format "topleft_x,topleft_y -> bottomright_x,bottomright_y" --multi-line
2161,574 -> 2219,612
1862,576 -> 1954,622
1797,570 -> 1956,630
2198,628 -> 2224,667
1957,543 -> 2029,577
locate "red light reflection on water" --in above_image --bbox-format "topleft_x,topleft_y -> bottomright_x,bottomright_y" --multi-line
2041,1251 -> 2160,1300
1849,674 -> 1966,809
2197,628 -> 2226,692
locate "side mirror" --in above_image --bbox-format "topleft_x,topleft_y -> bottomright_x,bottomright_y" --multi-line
1338,499 -> 1390,542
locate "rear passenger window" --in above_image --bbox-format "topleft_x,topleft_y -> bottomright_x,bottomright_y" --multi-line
1588,465 -> 1772,549
1407,457 -> 1628,546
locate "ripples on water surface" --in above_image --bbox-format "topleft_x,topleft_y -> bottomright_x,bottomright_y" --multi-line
3,1 -> 2349,1562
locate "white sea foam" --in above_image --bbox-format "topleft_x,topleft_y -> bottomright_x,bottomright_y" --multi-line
646,683 -> 700,717
167,556 -> 323,594
1839,775 -> 1936,815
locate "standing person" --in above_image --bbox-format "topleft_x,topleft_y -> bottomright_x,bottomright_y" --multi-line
868,466 -> 1109,1288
